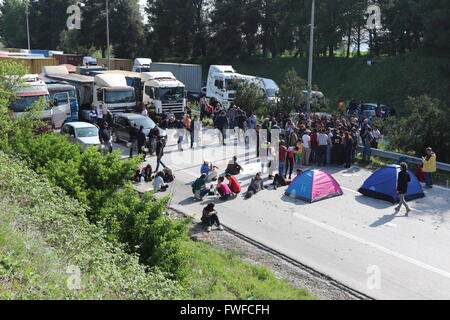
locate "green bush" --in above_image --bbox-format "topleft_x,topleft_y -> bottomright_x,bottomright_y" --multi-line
99,185 -> 192,282
0,152 -> 187,300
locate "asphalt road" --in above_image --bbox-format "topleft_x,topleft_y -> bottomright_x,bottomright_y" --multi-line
115,129 -> 450,300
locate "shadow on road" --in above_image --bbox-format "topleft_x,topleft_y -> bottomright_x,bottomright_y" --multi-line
355,195 -> 394,209
369,211 -> 407,227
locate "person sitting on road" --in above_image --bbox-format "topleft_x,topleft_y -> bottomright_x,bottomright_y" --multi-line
192,174 -> 211,201
225,174 -> 241,195
142,164 -> 153,182
153,172 -> 169,192
225,156 -> 243,176
132,169 -> 142,183
201,161 -> 219,182
215,176 -> 234,201
201,203 -> 224,233
271,169 -> 303,189
245,172 -> 264,199
162,167 -> 175,183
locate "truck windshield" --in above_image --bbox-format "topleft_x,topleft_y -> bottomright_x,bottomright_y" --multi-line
225,79 -> 245,91
11,95 -> 49,112
105,90 -> 135,104
50,90 -> 77,103
158,87 -> 184,102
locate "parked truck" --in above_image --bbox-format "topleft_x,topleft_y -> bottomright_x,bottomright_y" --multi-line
10,74 -> 71,129
43,70 -> 136,120
206,65 -> 280,107
142,72 -> 186,116
133,58 -> 152,73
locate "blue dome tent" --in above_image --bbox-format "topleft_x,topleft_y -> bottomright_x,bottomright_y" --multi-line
358,165 -> 425,203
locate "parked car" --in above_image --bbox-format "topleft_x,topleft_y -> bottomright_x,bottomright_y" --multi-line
60,121 -> 101,151
358,103 -> 388,120
111,113 -> 157,143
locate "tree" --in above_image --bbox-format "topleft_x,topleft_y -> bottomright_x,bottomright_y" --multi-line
278,69 -> 308,113
0,0 -> 28,48
110,0 -> 145,58
234,81 -> 270,115
377,95 -> 450,163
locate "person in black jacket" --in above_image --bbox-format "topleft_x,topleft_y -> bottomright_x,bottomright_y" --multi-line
395,162 -> 411,216
137,126 -> 147,160
215,111 -> 229,146
129,124 -> 139,159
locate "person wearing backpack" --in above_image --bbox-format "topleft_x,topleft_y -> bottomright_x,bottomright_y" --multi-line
395,162 -> 411,216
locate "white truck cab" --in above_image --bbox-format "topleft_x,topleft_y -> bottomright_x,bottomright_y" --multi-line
133,58 -> 152,72
142,72 -> 186,116
206,65 -> 279,107
93,73 -> 136,113
206,65 -> 255,108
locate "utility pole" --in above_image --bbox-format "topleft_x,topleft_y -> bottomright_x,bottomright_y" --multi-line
306,0 -> 315,113
25,2 -> 31,50
106,0 -> 111,69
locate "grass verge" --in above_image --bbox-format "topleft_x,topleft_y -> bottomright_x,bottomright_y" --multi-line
185,240 -> 315,300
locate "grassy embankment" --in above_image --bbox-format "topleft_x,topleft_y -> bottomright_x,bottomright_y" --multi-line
0,152 -> 313,300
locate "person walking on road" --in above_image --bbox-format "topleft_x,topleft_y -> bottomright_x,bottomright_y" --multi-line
395,162 -> 411,216
422,147 -> 437,188
99,122 -> 113,154
215,111 -> 229,146
155,136 -> 167,172
129,124 -> 139,159
137,126 -> 147,160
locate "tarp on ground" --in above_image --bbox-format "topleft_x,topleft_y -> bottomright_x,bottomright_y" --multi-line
358,164 -> 425,203
285,169 -> 343,203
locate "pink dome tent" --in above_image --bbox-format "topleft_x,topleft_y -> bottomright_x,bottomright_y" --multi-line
285,169 -> 343,203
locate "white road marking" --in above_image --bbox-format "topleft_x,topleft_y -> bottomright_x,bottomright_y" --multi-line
292,212 -> 450,280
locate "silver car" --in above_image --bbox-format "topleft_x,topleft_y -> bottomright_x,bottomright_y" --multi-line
60,121 -> 101,151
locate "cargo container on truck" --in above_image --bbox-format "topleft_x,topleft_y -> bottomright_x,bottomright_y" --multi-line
150,62 -> 202,94
53,54 -> 83,66
142,72 -> 186,116
97,58 -> 133,71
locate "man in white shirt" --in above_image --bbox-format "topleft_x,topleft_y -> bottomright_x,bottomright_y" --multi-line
96,105 -> 104,126
372,126 -> 381,149
318,129 -> 329,166
302,130 -> 311,166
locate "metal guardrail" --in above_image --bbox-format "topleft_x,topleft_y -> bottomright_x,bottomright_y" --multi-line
357,147 -> 450,172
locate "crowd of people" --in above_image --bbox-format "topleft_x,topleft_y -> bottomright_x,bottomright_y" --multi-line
97,96 -> 438,233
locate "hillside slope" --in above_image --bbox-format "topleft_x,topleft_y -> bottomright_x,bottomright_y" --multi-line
234,51 -> 450,112
0,152 -> 186,300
